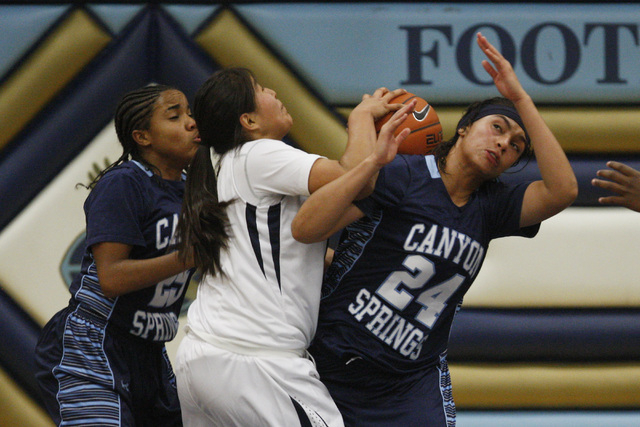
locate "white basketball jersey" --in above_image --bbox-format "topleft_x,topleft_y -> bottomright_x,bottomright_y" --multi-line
186,139 -> 326,354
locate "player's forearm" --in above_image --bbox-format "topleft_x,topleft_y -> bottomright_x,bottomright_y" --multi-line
99,252 -> 191,298
339,107 -> 377,170
515,95 -> 577,209
292,156 -> 379,243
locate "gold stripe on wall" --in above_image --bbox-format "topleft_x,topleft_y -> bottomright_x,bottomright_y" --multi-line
0,368 -> 54,426
438,107 -> 640,154
339,106 -> 640,154
0,9 -> 111,150
533,107 -> 640,154
451,362 -> 640,409
195,9 -> 348,160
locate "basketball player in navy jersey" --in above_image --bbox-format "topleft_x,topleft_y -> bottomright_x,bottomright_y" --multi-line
35,85 -> 198,426
292,33 -> 578,426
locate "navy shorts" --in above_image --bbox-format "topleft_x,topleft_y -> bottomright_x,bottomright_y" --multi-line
309,340 -> 456,427
35,306 -> 182,426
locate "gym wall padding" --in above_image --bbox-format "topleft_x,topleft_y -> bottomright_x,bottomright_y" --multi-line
0,8 -> 110,151
1,4 -> 640,423
0,5 -> 217,232
0,366 -> 53,427
0,286 -> 47,413
195,7 -> 350,160
467,208 -> 640,308
451,363 -> 640,409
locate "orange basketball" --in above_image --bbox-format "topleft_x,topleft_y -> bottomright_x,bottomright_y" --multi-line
375,92 -> 443,155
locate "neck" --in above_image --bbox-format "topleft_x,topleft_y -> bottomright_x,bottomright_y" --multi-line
139,155 -> 182,182
439,172 -> 474,207
161,169 -> 182,181
439,155 -> 484,207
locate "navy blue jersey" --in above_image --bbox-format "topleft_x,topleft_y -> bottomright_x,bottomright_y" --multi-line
70,161 -> 191,342
315,155 -> 538,373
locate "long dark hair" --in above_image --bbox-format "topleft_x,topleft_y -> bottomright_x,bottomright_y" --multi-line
177,68 -> 257,277
84,84 -> 175,189
432,97 -> 533,174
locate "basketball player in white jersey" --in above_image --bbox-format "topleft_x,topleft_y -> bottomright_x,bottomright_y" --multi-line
174,67 -> 414,426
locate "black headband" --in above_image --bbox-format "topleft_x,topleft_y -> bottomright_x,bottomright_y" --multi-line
457,104 -> 530,143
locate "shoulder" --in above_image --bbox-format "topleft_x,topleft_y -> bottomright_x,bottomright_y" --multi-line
242,138 -> 310,159
477,179 -> 539,238
90,161 -> 150,199
478,179 -> 530,200
98,161 -> 146,183
387,154 -> 432,173
225,139 -> 313,168
242,138 -> 321,177
380,154 -> 431,186
478,179 -> 508,194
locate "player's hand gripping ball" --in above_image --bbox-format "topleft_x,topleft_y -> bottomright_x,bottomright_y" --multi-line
375,92 -> 443,155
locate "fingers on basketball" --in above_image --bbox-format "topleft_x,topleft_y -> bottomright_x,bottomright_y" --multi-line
374,92 -> 443,155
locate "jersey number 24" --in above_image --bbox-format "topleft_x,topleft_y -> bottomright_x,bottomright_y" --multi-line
376,254 -> 464,329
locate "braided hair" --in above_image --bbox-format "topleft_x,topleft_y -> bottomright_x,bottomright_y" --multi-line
86,84 -> 175,189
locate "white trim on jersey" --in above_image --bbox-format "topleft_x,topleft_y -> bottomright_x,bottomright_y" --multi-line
426,154 -> 441,178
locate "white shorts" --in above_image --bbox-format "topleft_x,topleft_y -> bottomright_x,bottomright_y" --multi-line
175,330 -> 345,427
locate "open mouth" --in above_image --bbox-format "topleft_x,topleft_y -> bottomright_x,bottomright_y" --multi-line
486,150 -> 499,166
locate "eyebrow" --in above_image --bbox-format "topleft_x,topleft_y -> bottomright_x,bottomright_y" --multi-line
164,103 -> 183,114
496,114 -> 512,130
497,115 -> 526,144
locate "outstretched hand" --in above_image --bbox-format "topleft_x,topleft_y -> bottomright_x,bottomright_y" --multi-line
477,32 -> 528,103
592,161 -> 640,212
371,100 -> 415,167
355,87 -> 407,121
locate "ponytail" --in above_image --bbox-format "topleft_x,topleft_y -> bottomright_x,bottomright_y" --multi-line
177,145 -> 230,277
177,68 -> 257,277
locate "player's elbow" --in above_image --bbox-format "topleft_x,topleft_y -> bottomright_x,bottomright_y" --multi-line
100,281 -> 120,298
291,218 -> 325,244
545,179 -> 579,219
354,179 -> 376,201
557,177 -> 579,209
567,182 -> 579,206
97,273 -> 125,298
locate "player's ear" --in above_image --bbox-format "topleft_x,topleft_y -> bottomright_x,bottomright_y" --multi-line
132,129 -> 151,147
240,112 -> 258,131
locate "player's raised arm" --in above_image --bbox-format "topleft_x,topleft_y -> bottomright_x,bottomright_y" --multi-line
477,32 -> 577,227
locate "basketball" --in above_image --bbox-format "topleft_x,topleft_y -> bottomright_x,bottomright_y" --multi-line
375,92 -> 443,155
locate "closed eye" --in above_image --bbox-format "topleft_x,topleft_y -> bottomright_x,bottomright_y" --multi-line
167,103 -> 183,120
